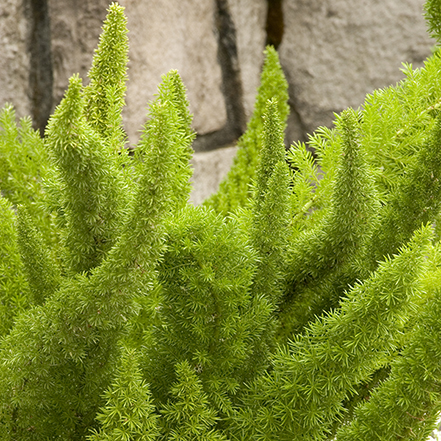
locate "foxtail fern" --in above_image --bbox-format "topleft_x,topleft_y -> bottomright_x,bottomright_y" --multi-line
1,2 -> 441,440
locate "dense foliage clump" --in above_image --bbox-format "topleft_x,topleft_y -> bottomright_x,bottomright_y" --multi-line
2,1 -> 441,439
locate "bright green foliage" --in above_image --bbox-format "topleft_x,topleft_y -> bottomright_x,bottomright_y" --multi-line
81,2 -> 133,200
0,68 -> 183,439
425,0 -> 441,42
367,110 -> 441,268
88,348 -> 160,441
145,205 -> 267,413
278,109 -> 378,339
336,263 -> 441,441
161,361 -> 227,441
286,139 -> 322,234
46,75 -> 127,275
245,99 -> 291,372
125,69 -> 195,354
83,2 -> 128,148
0,196 -> 30,336
137,70 -> 195,211
3,2 -> 441,441
16,205 -> 60,305
234,227 -> 432,441
253,98 -> 286,212
251,98 -> 290,307
0,105 -> 53,240
0,9 -> 187,436
204,46 -> 289,216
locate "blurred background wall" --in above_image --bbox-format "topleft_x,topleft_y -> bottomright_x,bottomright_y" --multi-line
0,0 -> 434,203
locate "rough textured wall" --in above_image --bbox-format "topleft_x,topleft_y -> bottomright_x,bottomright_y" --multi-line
0,0 -> 435,202
279,0 -> 434,144
229,0 -> 267,121
48,0 -> 109,108
190,145 -> 238,205
120,0 -> 227,144
0,0 -> 32,119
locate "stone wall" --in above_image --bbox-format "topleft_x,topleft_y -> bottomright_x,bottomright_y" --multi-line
0,0 -> 32,121
279,0 -> 434,143
0,0 -> 434,203
121,0 -> 227,144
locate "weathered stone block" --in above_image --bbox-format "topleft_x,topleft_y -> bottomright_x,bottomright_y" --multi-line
279,0 -> 434,142
48,0 -> 110,107
229,0 -> 267,120
190,145 -> 237,205
119,0 -> 227,145
0,0 -> 32,119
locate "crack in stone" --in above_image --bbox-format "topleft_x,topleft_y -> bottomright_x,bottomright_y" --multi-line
192,0 -> 246,153
28,0 -> 53,136
266,0 -> 284,49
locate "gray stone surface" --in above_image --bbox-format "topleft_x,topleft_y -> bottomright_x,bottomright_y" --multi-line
119,0 -> 227,145
190,145 -> 238,205
0,0 -> 32,118
0,0 -> 437,156
279,0 -> 434,143
49,0 -> 227,146
229,0 -> 267,120
48,0 -> 109,109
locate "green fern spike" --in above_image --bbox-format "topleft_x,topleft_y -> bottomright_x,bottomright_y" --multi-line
204,46 -> 289,216
242,99 -> 291,377
16,206 -> 60,305
253,99 -> 286,212
233,226 -> 431,441
168,70 -> 196,208
161,360 -> 228,441
171,72 -> 194,133
83,2 -> 128,150
251,98 -> 290,307
124,69 -> 195,352
88,348 -> 160,441
241,161 -> 292,381
46,75 -> 126,275
141,70 -> 195,210
0,196 -> 30,336
278,108 -> 378,340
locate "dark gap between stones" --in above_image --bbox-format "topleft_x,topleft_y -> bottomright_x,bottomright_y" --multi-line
193,0 -> 246,153
29,0 -> 53,137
